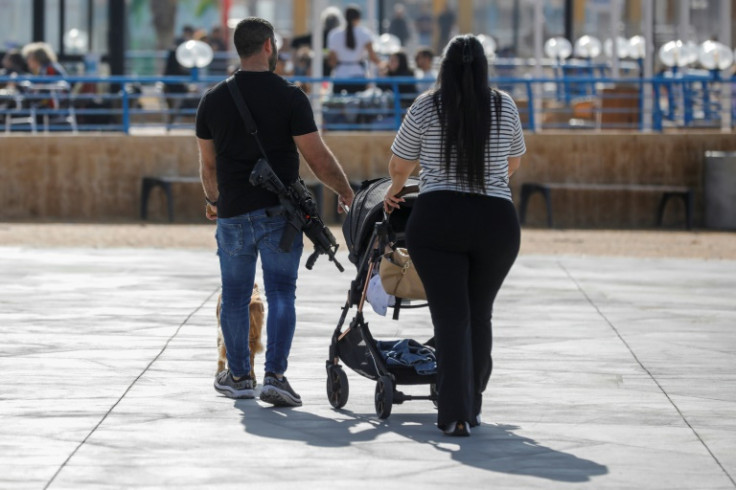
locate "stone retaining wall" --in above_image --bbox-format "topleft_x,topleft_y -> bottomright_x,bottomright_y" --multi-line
1,132 -> 734,227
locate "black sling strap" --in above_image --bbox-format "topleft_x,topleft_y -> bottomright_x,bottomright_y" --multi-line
226,75 -> 269,160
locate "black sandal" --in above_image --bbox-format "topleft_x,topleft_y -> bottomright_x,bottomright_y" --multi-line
443,421 -> 471,437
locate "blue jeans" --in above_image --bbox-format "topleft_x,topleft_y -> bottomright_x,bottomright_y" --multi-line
216,208 -> 303,378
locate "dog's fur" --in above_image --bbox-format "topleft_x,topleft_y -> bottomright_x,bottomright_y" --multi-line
216,284 -> 265,383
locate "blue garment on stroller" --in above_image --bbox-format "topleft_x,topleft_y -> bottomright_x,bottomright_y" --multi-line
376,339 -> 436,375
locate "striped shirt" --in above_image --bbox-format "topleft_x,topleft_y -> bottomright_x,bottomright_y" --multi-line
390,90 -> 526,201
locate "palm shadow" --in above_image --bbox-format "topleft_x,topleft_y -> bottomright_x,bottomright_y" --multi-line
235,401 -> 607,482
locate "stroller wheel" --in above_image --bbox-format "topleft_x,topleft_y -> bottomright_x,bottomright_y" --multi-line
374,375 -> 394,419
430,383 -> 439,408
326,365 -> 349,409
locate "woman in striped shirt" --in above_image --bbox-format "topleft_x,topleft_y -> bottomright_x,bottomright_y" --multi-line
383,34 -> 526,437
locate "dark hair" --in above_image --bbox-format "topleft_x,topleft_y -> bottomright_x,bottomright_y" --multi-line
389,51 -> 411,76
324,13 -> 341,33
432,35 -> 500,194
345,5 -> 361,50
415,47 -> 434,60
4,49 -> 27,73
233,17 -> 275,58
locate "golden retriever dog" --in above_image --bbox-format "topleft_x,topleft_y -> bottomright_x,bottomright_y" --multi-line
216,284 -> 265,384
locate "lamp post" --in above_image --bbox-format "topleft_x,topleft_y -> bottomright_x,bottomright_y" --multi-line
608,0 -> 622,79
641,1 -> 654,131
544,37 -> 572,103
532,0 -> 544,132
175,40 -> 214,81
658,40 -> 698,75
696,41 -> 734,124
574,35 -> 602,97
627,35 -> 646,130
574,35 -> 602,60
311,0 -> 326,128
658,40 -> 697,125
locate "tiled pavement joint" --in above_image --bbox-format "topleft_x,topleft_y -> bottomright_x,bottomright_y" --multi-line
43,287 -> 221,490
558,260 -> 736,489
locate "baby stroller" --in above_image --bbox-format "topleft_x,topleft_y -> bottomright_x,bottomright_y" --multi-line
326,177 -> 437,418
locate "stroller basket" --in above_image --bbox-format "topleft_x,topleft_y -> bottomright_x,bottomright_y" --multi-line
337,322 -> 436,385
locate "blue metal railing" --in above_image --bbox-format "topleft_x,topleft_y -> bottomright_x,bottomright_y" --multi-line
1,72 -> 733,133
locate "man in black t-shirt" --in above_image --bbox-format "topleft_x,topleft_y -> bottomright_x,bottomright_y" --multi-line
196,17 -> 354,406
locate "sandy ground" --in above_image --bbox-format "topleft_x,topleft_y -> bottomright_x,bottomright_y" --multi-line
0,222 -> 735,260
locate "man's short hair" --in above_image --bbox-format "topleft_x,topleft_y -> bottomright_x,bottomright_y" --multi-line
415,47 -> 434,60
234,17 -> 275,58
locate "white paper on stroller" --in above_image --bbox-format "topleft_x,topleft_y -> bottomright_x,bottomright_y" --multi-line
366,273 -> 395,316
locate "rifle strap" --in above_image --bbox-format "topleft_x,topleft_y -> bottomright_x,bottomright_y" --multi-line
226,75 -> 269,161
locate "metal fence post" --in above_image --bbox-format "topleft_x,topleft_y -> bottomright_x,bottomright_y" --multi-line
526,80 -> 536,132
651,79 -> 663,132
392,80 -> 402,130
121,86 -> 130,134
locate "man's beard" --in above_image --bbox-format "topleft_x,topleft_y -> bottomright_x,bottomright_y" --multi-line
268,39 -> 278,71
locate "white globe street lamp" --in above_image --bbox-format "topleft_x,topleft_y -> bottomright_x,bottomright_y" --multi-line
544,37 -> 573,60
574,35 -> 602,59
697,41 -> 734,71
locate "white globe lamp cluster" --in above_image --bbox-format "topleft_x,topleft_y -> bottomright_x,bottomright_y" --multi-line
544,35 -> 650,61
544,34 -> 735,73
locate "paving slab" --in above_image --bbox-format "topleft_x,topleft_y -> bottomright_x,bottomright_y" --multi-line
1,246 -> 735,489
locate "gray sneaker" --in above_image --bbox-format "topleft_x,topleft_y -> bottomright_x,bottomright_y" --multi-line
214,370 -> 255,399
260,373 -> 302,407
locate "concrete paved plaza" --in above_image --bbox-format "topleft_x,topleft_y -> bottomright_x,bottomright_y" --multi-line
1,245 -> 735,489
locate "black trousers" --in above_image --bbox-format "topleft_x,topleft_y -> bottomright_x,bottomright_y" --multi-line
405,191 -> 520,429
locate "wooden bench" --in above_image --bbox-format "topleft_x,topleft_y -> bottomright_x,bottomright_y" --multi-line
518,182 -> 694,229
140,175 -> 327,222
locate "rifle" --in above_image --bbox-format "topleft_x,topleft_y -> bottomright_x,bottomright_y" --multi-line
225,75 -> 343,273
250,158 -> 344,272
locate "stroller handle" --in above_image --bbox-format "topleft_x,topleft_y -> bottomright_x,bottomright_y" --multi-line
395,185 -> 419,198
384,184 -> 419,218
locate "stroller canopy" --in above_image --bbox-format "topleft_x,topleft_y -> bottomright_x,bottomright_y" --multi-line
342,177 -> 420,265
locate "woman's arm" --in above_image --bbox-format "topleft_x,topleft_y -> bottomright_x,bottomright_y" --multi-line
365,42 -> 383,67
384,154 -> 418,212
508,156 -> 521,177
327,50 -> 338,69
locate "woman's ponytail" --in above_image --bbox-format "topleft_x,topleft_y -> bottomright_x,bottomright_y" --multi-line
345,6 -> 361,50
434,35 -> 491,194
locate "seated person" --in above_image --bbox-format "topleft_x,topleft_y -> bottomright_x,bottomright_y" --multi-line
1,49 -> 29,92
1,50 -> 28,77
21,42 -> 69,112
414,47 -> 437,94
23,42 -> 67,77
378,50 -> 416,108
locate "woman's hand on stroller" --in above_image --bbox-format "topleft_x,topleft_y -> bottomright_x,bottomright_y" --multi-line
383,190 -> 405,213
385,156 -> 418,213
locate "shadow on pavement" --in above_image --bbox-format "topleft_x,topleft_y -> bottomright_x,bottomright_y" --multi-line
235,402 -> 608,483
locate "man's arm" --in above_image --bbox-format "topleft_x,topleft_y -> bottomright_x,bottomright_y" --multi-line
197,137 -> 218,220
293,131 -> 354,211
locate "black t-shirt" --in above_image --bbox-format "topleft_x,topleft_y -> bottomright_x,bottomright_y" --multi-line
195,71 -> 318,218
